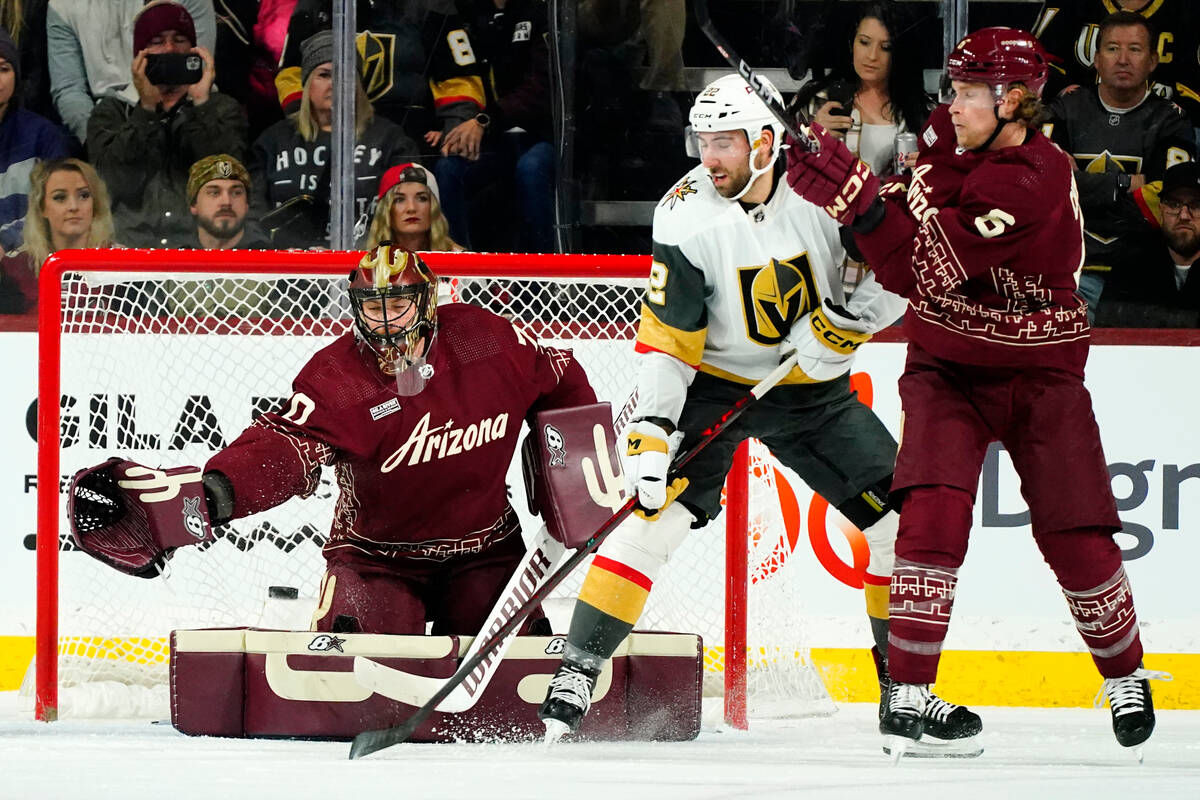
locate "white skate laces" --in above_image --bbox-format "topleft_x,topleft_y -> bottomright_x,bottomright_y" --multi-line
546,668 -> 595,715
888,682 -> 930,717
923,695 -> 959,723
1094,668 -> 1173,715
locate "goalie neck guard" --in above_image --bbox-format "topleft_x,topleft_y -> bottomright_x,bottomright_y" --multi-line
349,244 -> 438,394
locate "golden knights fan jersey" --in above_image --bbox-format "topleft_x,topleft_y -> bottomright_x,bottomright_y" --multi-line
205,303 -> 595,564
1032,0 -> 1200,121
1044,85 -> 1195,270
638,163 -> 906,386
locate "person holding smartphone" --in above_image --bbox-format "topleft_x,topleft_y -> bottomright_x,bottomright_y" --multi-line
87,0 -> 248,249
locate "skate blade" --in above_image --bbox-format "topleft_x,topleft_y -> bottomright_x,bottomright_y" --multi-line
1133,746 -> 1144,764
542,718 -> 571,748
883,734 -> 983,759
883,735 -> 911,765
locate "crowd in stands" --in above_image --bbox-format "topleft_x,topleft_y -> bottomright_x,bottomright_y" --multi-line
0,0 -> 1198,328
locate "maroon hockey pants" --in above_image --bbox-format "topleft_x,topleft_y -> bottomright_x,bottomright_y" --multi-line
888,484 -> 1144,683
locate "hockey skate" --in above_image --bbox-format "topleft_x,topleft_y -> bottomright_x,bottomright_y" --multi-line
873,648 -> 982,759
538,661 -> 600,746
879,682 -> 929,764
1095,667 -> 1173,762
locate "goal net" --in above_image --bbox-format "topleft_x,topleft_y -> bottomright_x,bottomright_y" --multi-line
32,249 -> 832,724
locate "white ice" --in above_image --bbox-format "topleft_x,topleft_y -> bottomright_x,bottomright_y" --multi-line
2,693 -> 1198,800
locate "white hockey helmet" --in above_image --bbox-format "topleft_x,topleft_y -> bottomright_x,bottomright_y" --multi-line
687,73 -> 786,200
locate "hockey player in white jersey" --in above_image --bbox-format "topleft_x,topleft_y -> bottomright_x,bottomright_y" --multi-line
538,74 -> 980,753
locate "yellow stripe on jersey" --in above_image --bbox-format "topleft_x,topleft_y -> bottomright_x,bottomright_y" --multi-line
577,556 -> 653,626
635,303 -> 707,367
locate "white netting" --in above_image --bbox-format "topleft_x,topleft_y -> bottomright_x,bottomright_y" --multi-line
39,262 -> 829,721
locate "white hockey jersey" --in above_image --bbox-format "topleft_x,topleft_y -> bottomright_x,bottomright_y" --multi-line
635,163 -> 906,398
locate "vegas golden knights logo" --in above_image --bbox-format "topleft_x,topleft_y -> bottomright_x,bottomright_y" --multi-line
738,253 -> 818,345
357,32 -> 396,101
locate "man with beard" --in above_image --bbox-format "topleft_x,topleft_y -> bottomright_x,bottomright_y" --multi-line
1099,160 -> 1200,325
165,153 -> 277,319
186,154 -> 269,250
537,73 -> 982,756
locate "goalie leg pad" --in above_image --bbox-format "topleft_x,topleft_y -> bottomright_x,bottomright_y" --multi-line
68,458 -> 215,578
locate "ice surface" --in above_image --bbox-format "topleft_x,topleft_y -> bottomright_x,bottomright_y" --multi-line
1,693 -> 1197,800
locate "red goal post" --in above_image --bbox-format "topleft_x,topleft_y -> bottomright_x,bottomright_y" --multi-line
34,248 -> 825,725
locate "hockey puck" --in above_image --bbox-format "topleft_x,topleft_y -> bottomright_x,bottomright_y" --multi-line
268,586 -> 299,599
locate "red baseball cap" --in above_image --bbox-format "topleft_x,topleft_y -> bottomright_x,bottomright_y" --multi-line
377,163 -> 440,203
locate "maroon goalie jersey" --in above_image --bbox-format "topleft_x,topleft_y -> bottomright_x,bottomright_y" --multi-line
205,303 -> 596,564
857,104 -> 1091,374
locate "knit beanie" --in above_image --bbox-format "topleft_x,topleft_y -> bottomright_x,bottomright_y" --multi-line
300,30 -> 334,86
0,27 -> 18,82
187,154 -> 252,204
133,1 -> 197,54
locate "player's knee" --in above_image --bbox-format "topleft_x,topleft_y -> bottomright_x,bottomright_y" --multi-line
1033,526 -> 1124,591
895,484 -> 974,568
595,502 -> 695,583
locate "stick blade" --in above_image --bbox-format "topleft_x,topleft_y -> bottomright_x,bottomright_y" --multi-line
349,720 -> 418,760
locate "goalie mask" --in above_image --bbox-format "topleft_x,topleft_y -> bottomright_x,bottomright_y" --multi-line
687,73 -> 786,201
349,244 -> 438,395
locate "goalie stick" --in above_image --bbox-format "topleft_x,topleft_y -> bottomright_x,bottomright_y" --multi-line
693,0 -> 818,153
352,524 -> 565,712
348,353 -> 800,759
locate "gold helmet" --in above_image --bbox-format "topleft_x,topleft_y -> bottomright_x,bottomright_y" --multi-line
348,244 -> 438,375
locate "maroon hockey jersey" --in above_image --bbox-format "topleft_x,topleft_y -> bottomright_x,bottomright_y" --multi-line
857,104 -> 1091,374
205,302 -> 596,564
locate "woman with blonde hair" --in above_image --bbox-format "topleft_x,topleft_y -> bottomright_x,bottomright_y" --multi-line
248,30 -> 418,249
0,157 -> 114,313
366,162 -> 461,252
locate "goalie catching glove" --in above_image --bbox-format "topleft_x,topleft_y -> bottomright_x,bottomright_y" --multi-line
67,458 -> 225,578
785,123 -> 881,227
623,418 -> 688,520
782,299 -> 873,381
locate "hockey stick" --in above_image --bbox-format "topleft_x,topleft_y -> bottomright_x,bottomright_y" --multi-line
693,0 -> 818,152
348,353 -> 800,759
352,524 -> 565,712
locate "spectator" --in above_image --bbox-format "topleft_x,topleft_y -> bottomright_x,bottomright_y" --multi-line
1032,0 -> 1200,128
185,152 -> 268,250
163,153 -> 287,319
212,0 -> 290,142
1043,11 -> 1195,319
577,0 -> 686,132
1098,160 -> 1200,326
0,156 -> 113,313
47,0 -> 216,147
1,0 -> 55,121
274,1 -> 487,150
366,162 -> 459,252
249,30 -> 418,248
0,26 -> 71,251
791,2 -> 932,178
87,1 -> 248,249
433,0 -> 555,252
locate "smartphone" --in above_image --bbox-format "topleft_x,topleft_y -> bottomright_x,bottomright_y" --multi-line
144,52 -> 203,86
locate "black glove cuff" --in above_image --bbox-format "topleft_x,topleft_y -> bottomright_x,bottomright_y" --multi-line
851,197 -> 887,234
203,470 -> 236,526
